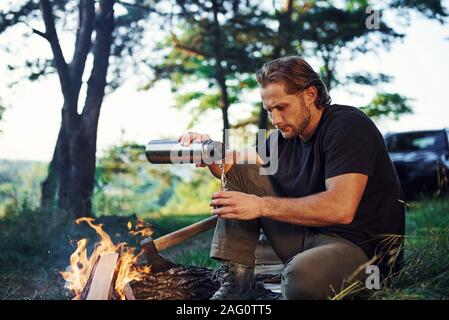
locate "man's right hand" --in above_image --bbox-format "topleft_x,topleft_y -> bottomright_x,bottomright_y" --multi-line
178,131 -> 211,147
178,131 -> 212,168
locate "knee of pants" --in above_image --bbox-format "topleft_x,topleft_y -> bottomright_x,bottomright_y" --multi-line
226,164 -> 277,197
281,258 -> 331,300
226,163 -> 257,179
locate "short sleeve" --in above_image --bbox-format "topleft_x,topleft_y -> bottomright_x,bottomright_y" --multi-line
323,115 -> 379,180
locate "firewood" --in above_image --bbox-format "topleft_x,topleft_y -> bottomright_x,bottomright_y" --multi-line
85,252 -> 119,300
124,283 -> 136,300
79,255 -> 100,300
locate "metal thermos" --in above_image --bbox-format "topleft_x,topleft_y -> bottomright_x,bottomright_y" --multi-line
145,139 -> 224,164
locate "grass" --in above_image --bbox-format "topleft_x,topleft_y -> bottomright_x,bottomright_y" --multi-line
0,208 -> 73,299
0,209 -> 217,299
333,197 -> 449,300
175,246 -> 220,269
0,198 -> 448,300
367,198 -> 449,299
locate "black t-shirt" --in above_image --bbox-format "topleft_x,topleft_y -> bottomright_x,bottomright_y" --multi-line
257,104 -> 405,275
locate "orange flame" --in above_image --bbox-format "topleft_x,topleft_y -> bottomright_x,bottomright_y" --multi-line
60,239 -> 89,298
129,219 -> 154,238
61,218 -> 152,300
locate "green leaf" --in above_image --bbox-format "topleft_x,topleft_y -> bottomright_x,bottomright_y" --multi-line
360,92 -> 414,121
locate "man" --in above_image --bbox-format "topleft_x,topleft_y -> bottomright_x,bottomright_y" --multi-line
179,56 -> 405,300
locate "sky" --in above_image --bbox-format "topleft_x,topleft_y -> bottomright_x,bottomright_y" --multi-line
0,6 -> 448,162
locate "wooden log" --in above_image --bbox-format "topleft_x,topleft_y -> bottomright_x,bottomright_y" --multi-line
124,283 -> 136,300
85,252 -> 119,300
79,255 -> 101,300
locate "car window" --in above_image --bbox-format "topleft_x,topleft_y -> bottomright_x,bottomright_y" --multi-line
386,131 -> 446,152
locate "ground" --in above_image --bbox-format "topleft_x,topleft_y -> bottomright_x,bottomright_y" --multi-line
0,198 -> 448,300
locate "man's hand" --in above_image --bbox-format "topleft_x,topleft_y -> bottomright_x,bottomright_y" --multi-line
210,191 -> 263,220
178,131 -> 211,168
178,131 -> 234,178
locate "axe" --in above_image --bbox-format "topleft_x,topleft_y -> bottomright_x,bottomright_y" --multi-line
140,215 -> 218,272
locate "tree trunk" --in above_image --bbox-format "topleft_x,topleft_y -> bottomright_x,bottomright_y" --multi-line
258,105 -> 268,130
211,0 -> 230,146
40,157 -> 57,209
319,47 -> 336,92
67,111 -> 100,217
69,0 -> 114,217
41,104 -> 73,212
66,0 -> 114,218
218,79 -> 230,147
39,0 -> 113,218
261,0 -> 294,129
272,0 -> 294,58
40,118 -> 62,209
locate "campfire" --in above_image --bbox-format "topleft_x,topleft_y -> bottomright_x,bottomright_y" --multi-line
60,218 -> 151,300
60,218 -> 220,300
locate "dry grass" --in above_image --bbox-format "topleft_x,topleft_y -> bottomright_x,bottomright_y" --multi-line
331,197 -> 449,300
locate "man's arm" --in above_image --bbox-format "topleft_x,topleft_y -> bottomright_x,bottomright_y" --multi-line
211,173 -> 368,226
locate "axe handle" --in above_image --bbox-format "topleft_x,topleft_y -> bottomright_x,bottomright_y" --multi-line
153,215 -> 218,252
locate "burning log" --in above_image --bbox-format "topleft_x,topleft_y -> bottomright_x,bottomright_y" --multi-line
83,252 -> 119,300
71,252 -> 282,300
124,283 -> 136,300
79,262 -> 281,300
61,218 -> 147,300
62,218 -> 280,300
73,253 -> 220,300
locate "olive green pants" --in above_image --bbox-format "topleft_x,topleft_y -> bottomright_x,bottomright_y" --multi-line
210,164 -> 369,300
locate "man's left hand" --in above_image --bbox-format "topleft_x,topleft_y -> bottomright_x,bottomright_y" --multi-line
210,191 -> 263,220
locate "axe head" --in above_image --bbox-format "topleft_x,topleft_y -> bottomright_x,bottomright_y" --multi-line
140,237 -> 178,273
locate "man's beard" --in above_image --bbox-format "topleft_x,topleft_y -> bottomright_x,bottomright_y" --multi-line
281,106 -> 311,139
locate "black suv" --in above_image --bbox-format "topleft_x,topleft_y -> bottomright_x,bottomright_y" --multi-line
384,129 -> 449,199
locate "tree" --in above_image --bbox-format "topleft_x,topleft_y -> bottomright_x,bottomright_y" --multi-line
148,0 -> 275,144
288,0 -> 447,120
359,93 -> 413,121
151,0 -> 447,134
264,0 -> 446,124
0,0 -> 153,217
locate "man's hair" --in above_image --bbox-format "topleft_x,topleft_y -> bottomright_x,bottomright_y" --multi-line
256,56 -> 332,108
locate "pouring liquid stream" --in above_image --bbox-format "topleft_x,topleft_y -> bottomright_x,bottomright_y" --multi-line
220,162 -> 228,191
213,162 -> 228,212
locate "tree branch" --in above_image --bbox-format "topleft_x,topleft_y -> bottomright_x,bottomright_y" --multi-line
70,0 -> 95,94
117,0 -> 175,16
83,0 -> 115,119
30,26 -> 48,40
170,33 -> 211,58
39,0 -> 74,104
19,18 -> 49,41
